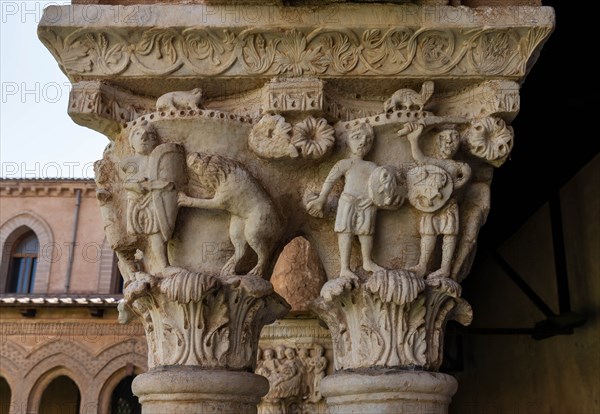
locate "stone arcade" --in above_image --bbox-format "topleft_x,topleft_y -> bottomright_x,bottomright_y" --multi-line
38,1 -> 554,413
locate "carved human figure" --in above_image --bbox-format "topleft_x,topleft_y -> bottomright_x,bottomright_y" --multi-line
257,348 -> 278,379
272,348 -> 302,400
451,165 -> 493,281
94,143 -> 138,282
306,123 -> 384,280
178,152 -> 283,278
309,345 -> 327,403
121,122 -> 184,275
296,348 -> 312,399
397,123 -> 471,280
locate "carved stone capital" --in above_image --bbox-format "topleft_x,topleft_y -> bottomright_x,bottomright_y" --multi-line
38,2 -> 554,412
122,271 -> 289,371
311,271 -> 472,371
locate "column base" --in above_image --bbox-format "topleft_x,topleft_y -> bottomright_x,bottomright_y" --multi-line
321,370 -> 458,414
132,368 -> 269,414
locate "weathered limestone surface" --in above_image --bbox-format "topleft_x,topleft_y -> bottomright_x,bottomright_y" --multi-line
39,2 -> 553,413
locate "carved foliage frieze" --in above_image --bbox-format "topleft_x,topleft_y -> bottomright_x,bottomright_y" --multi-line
39,26 -> 552,79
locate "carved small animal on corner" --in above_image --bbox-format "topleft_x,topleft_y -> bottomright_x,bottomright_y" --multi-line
179,152 -> 283,278
383,81 -> 434,114
156,88 -> 204,112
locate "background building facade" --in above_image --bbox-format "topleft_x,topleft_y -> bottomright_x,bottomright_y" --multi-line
0,179 -> 146,414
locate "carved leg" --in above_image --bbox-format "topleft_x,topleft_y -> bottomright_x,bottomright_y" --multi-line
409,234 -> 436,277
222,216 -> 249,276
451,211 -> 486,281
428,235 -> 457,280
116,250 -> 137,282
338,233 -> 358,280
358,235 -> 384,274
146,233 -> 169,274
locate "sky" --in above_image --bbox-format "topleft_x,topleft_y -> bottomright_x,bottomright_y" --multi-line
1,0 -> 108,178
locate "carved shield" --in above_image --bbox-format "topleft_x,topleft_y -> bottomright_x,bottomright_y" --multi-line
368,165 -> 405,209
149,143 -> 186,240
406,164 -> 453,213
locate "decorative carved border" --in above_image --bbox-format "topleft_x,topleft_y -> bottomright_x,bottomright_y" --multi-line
39,5 -> 554,81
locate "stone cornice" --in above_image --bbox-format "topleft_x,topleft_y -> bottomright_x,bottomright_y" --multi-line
0,179 -> 97,197
38,4 -> 554,86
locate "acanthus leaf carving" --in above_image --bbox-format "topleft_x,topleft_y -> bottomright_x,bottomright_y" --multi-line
39,24 -> 553,79
274,29 -> 327,76
240,33 -> 279,74
181,28 -> 237,74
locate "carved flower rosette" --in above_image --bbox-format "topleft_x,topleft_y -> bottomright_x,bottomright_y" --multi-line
311,270 -> 472,371
291,116 -> 335,160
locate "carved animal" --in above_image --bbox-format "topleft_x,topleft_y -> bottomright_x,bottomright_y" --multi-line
182,152 -> 283,277
383,81 -> 434,113
156,88 -> 204,112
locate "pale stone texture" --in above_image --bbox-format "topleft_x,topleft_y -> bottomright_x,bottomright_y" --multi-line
37,2 -> 554,413
257,317 -> 332,414
322,371 -> 458,414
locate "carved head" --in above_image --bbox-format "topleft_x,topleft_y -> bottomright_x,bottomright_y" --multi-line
263,349 -> 275,360
191,88 -> 203,98
129,122 -> 158,155
298,348 -> 309,358
313,345 -> 324,357
347,122 -> 374,157
276,345 -> 286,360
186,152 -> 245,193
437,128 -> 460,159
284,348 -> 296,360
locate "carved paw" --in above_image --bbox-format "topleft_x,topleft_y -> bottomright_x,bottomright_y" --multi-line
178,192 -> 194,207
220,258 -> 237,277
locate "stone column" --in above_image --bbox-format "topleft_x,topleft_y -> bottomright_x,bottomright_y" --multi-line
38,2 -> 554,413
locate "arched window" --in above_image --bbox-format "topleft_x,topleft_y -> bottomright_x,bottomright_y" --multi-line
0,377 -> 11,414
7,231 -> 39,294
39,375 -> 80,414
111,253 -> 124,294
110,375 -> 141,414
